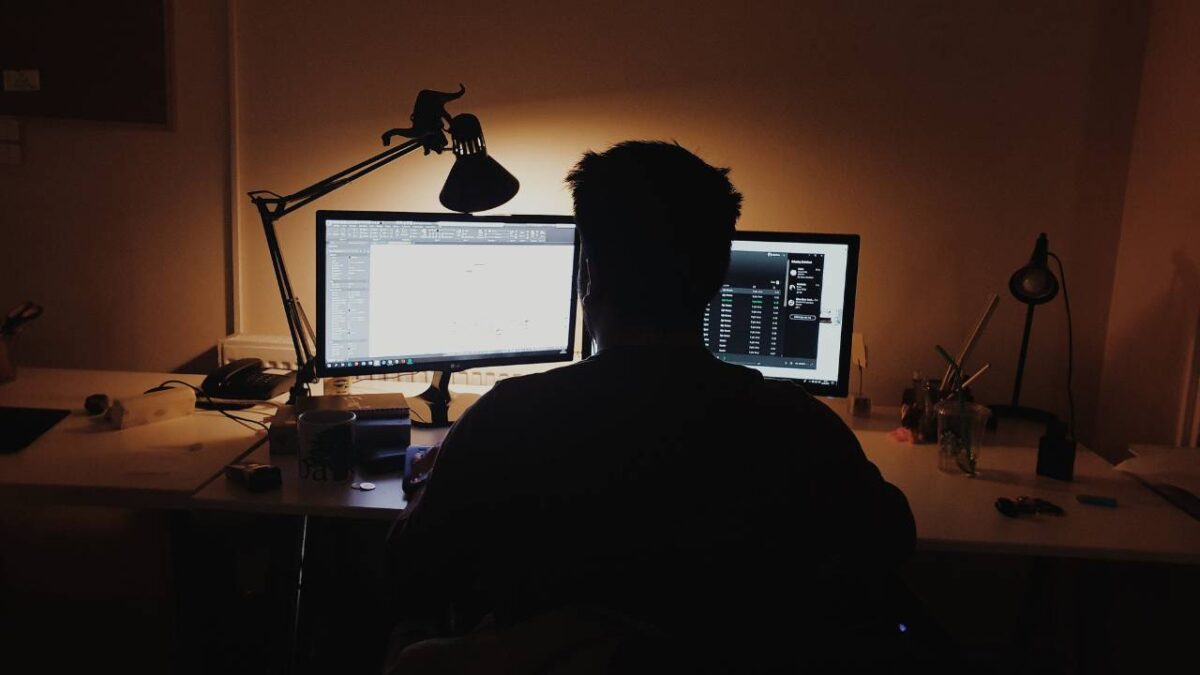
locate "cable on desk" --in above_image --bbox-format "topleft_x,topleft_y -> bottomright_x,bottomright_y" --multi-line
1049,253 -> 1075,440
156,380 -> 271,433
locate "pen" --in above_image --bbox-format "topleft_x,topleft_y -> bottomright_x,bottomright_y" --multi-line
940,294 -> 999,393
960,363 -> 991,390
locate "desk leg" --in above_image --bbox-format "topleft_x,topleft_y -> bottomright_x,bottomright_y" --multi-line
1013,557 -> 1072,671
170,511 -> 307,674
287,516 -> 396,673
290,515 -> 310,675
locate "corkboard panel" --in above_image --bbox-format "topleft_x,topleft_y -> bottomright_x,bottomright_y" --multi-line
0,1 -> 169,125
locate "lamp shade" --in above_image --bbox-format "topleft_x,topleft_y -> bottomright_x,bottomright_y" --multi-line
1008,232 -> 1059,305
439,113 -> 519,213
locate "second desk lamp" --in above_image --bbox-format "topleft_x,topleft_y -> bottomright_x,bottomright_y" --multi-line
991,232 -> 1072,433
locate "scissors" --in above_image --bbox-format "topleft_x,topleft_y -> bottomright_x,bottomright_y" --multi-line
2,301 -> 43,336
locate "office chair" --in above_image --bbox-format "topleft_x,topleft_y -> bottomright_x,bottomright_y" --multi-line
384,605 -> 673,675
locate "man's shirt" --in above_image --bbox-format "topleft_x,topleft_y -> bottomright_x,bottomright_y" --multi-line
391,345 -> 914,638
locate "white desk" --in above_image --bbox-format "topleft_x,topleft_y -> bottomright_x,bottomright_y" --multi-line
4,369 -> 1199,564
843,407 -> 1200,563
856,429 -> 1200,564
189,424 -> 443,520
189,379 -> 487,519
0,368 -> 266,508
196,388 -> 1200,564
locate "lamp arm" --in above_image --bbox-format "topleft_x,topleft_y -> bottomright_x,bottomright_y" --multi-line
249,135 -> 430,218
247,135 -> 433,402
254,199 -> 312,402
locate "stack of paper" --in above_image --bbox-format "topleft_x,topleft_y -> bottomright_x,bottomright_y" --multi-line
1117,445 -> 1200,520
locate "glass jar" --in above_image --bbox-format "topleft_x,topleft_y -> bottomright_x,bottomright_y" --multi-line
936,400 -> 990,476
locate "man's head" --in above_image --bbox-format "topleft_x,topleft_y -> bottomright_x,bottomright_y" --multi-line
566,141 -> 743,343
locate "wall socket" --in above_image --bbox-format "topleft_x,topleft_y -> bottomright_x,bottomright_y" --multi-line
2,69 -> 40,92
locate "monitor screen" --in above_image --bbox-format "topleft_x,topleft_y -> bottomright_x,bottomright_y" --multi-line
316,211 -> 578,378
702,232 -> 859,397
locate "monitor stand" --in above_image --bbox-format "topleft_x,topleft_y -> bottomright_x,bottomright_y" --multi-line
408,370 -> 481,428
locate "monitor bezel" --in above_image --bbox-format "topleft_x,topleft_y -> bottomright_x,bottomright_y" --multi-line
315,210 -> 579,379
720,230 -> 860,398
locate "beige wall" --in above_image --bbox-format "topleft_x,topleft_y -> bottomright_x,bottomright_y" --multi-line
0,0 -> 231,373
1095,0 -> 1200,458
1,1 -> 1164,449
234,0 -> 1147,445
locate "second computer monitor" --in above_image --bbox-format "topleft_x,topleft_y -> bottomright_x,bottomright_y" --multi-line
316,211 -> 579,378
703,231 -> 859,397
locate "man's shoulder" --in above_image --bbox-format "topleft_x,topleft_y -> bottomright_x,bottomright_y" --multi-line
733,369 -> 818,409
726,373 -> 857,445
485,356 -> 811,404
486,360 -> 597,396
763,378 -> 827,410
463,361 -> 597,415
465,356 -> 843,435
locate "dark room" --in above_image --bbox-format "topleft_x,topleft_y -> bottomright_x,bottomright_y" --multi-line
1,1 -> 1197,673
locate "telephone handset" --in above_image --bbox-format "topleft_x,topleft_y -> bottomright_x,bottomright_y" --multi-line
200,358 -> 294,405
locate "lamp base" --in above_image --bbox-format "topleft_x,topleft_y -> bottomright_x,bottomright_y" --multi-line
408,391 -> 480,428
987,404 -> 1057,430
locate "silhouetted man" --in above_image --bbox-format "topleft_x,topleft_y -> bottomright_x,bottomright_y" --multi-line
387,141 -> 915,672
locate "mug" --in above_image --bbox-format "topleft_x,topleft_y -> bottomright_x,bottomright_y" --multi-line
297,409 -> 355,482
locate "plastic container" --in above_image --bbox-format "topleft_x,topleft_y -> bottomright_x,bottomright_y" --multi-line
325,376 -> 352,395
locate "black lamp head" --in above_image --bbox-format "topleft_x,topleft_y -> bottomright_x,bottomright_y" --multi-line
439,113 -> 519,213
1008,232 -> 1059,305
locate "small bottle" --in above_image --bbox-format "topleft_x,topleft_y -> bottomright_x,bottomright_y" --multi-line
325,376 -> 351,396
917,379 -> 938,443
902,370 -> 924,434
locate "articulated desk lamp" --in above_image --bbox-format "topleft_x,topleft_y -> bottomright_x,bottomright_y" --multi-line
990,232 -> 1074,437
248,85 -> 519,405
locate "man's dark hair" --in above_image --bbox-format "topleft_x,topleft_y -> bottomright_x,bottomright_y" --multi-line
566,141 -> 743,326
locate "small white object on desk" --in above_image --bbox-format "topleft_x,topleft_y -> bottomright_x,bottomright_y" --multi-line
109,386 -> 196,429
847,332 -> 871,418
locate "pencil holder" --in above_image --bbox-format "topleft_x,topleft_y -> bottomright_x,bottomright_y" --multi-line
0,335 -> 15,384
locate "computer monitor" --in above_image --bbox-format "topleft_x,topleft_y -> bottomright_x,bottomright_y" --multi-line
316,210 -> 579,424
702,231 -> 859,397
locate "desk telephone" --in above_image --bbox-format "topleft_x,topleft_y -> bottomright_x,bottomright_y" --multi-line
201,358 -> 294,403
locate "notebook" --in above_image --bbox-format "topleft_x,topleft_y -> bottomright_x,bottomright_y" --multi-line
0,406 -> 71,453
